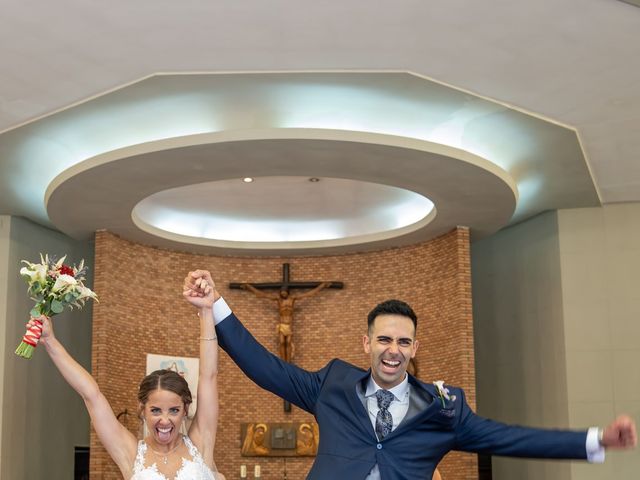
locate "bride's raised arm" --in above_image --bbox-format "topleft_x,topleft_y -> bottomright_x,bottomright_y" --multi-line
182,272 -> 220,471
34,315 -> 138,476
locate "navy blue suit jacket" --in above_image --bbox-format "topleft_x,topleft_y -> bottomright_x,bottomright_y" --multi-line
217,313 -> 588,480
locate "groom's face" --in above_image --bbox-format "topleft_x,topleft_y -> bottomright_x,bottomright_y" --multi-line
363,314 -> 418,389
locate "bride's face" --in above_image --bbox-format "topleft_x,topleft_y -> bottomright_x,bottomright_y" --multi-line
141,388 -> 187,445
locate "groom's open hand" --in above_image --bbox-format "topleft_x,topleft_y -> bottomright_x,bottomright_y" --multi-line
601,415 -> 637,449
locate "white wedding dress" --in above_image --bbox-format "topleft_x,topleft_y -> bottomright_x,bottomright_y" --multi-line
131,435 -> 219,480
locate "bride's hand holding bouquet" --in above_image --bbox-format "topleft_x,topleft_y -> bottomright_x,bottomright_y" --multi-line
15,253 -> 97,359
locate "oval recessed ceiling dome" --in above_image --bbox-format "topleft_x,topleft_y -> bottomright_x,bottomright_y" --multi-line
132,176 -> 435,243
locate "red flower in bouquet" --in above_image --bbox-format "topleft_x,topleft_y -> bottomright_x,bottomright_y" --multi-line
58,264 -> 75,276
15,254 -> 98,359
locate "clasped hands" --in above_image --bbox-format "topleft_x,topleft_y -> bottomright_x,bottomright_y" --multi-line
183,270 -> 219,305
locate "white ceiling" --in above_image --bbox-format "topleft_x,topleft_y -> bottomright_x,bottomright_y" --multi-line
1,1 -> 638,255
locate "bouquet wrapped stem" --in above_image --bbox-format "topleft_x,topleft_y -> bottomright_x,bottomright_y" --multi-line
15,254 -> 97,359
15,317 -> 44,358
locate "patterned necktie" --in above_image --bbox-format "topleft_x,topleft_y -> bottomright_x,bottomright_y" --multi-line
375,389 -> 395,440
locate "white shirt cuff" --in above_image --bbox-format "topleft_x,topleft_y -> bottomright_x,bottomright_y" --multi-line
586,427 -> 605,463
212,297 -> 232,325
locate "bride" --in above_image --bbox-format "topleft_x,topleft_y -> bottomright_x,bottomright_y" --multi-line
28,276 -> 224,479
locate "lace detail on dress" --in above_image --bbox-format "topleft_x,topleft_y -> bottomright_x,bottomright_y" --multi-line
131,435 -> 218,480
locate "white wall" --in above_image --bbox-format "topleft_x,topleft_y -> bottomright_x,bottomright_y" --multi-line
0,216 -> 11,476
558,204 -> 640,480
0,217 -> 93,480
473,204 -> 640,480
473,211 -> 571,480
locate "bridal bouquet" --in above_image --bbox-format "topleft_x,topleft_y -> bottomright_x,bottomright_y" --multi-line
15,254 -> 98,359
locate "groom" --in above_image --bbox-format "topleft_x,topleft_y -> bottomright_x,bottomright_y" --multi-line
184,270 -> 636,479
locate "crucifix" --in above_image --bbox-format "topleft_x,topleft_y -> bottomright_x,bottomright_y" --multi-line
230,263 -> 343,411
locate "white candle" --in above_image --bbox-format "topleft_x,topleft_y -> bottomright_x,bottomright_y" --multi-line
254,465 -> 261,478
240,465 -> 247,478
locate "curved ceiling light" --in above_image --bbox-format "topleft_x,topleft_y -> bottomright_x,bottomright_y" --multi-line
132,177 -> 435,243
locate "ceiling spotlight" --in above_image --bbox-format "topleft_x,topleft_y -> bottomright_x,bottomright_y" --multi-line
308,177 -> 320,182
243,177 -> 254,183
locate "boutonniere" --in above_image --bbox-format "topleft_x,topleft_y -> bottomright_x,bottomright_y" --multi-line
433,380 -> 456,408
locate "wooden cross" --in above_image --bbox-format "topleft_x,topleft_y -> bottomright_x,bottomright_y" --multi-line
229,263 -> 343,293
230,263 -> 343,412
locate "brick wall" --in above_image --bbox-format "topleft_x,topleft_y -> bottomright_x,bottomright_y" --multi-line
90,227 -> 475,479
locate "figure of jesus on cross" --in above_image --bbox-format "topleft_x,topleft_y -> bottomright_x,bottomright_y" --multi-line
241,282 -> 331,363
230,263 -> 342,364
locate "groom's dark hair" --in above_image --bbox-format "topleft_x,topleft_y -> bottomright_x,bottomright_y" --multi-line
367,299 -> 418,333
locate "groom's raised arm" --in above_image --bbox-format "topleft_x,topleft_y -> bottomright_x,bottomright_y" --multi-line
453,387 -> 590,459
453,388 -> 636,461
185,270 -> 327,413
214,297 -> 329,413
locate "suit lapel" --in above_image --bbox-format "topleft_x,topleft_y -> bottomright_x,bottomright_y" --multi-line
390,376 -> 440,435
404,383 -> 432,421
347,369 -> 377,438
